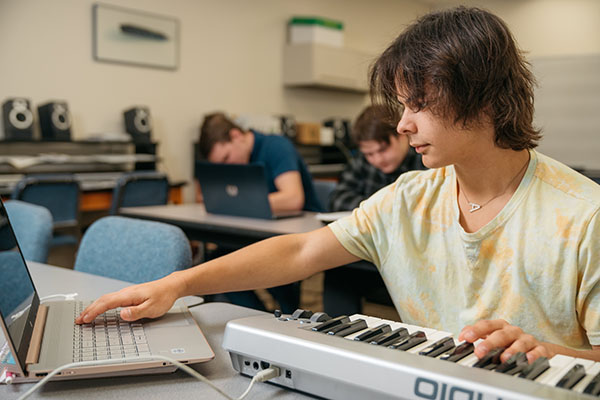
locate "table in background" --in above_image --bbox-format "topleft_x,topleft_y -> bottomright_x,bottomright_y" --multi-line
1,262 -> 311,399
120,203 -> 325,248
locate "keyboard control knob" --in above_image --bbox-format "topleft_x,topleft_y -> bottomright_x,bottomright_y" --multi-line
291,309 -> 313,319
309,312 -> 331,323
273,309 -> 283,318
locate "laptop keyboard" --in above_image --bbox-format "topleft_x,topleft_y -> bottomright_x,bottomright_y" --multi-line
73,301 -> 150,362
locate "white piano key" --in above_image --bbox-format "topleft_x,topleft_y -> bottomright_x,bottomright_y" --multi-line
457,352 -> 480,367
569,359 -> 599,393
534,354 -> 576,385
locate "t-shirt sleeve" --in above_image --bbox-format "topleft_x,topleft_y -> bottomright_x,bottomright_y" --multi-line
328,182 -> 397,268
264,137 -> 299,178
577,208 -> 600,346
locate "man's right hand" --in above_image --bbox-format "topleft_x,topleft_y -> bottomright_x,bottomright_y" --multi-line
75,272 -> 186,324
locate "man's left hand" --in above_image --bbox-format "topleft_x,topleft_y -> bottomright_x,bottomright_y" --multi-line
458,319 -> 554,363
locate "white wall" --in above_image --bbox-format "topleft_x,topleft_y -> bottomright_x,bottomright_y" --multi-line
0,0 -> 427,201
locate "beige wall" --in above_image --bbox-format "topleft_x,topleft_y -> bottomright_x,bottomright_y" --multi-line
427,0 -> 600,57
1,0 -> 599,200
0,0 -> 426,201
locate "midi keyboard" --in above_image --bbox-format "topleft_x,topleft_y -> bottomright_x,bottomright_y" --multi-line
222,310 -> 600,400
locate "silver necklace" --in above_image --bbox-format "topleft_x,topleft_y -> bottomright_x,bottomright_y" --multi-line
461,157 -> 530,213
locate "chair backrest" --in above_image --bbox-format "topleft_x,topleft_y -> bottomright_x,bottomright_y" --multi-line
74,216 -> 192,283
11,175 -> 80,228
3,200 -> 53,263
313,180 -> 337,212
110,172 -> 169,215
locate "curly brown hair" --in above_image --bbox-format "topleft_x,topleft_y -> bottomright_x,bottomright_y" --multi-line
370,6 -> 541,150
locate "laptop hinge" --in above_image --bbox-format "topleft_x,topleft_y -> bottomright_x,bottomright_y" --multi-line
25,304 -> 48,365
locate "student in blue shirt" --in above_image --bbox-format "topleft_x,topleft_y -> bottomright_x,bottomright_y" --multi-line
196,112 -> 321,213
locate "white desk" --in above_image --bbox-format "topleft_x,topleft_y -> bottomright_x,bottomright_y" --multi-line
1,263 -> 312,399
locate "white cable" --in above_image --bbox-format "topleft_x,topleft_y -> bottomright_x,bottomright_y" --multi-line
40,293 -> 79,302
237,366 -> 280,400
16,355 -> 280,400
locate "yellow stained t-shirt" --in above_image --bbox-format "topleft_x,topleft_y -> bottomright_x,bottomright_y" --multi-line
329,150 -> 600,350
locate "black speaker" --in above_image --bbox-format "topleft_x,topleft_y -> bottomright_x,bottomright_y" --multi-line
38,101 -> 72,141
323,118 -> 352,147
1,98 -> 34,141
124,106 -> 152,143
279,115 -> 297,142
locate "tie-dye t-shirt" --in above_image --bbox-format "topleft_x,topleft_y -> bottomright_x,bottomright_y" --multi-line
329,150 -> 600,349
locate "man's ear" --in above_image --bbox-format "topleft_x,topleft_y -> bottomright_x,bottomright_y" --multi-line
229,128 -> 243,141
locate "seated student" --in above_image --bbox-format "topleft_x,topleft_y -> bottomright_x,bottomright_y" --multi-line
80,7 -> 600,364
325,105 -> 426,316
196,112 -> 321,213
195,112 -> 322,313
329,104 -> 425,212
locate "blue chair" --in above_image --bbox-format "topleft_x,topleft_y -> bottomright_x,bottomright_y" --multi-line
313,180 -> 337,212
109,172 -> 169,215
11,175 -> 81,247
3,200 -> 53,263
74,216 -> 192,283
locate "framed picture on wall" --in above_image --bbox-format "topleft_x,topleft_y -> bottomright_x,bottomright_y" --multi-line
92,3 -> 179,70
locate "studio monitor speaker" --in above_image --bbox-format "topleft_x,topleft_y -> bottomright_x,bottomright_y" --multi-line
279,115 -> 297,142
124,106 -> 152,143
1,98 -> 34,141
323,118 -> 352,147
38,101 -> 72,141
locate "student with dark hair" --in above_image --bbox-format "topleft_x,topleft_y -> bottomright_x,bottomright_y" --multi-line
196,112 -> 321,213
329,104 -> 425,212
80,7 -> 600,363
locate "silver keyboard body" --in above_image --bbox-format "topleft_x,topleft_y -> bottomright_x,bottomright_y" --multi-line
222,313 -> 598,400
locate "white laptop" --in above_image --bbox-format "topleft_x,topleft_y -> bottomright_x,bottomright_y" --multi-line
0,199 -> 214,383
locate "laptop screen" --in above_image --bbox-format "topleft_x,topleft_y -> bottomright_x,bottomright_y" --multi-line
0,200 -> 40,371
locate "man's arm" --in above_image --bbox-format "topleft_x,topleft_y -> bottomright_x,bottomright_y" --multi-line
269,170 -> 305,212
77,226 -> 359,323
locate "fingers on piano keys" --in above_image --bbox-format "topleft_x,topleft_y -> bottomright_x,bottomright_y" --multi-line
307,313 -> 600,396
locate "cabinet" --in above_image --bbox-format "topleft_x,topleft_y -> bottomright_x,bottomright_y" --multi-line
283,43 -> 372,93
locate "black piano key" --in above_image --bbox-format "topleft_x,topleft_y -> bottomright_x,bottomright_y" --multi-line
388,331 -> 427,351
419,337 -> 455,358
327,319 -> 368,336
473,347 -> 504,370
519,357 -> 550,380
583,371 -> 600,395
354,323 -> 392,342
556,364 -> 586,389
312,315 -> 350,332
370,327 -> 409,346
495,352 -> 528,375
440,341 -> 474,363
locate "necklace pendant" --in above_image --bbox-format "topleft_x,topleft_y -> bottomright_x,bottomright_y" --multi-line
469,202 -> 482,213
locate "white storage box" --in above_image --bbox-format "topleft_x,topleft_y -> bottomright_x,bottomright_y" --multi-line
288,16 -> 344,47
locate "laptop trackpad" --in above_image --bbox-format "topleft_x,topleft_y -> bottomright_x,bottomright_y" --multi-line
142,305 -> 192,329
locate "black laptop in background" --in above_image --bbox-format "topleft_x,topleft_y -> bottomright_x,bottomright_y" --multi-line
195,162 -> 303,220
